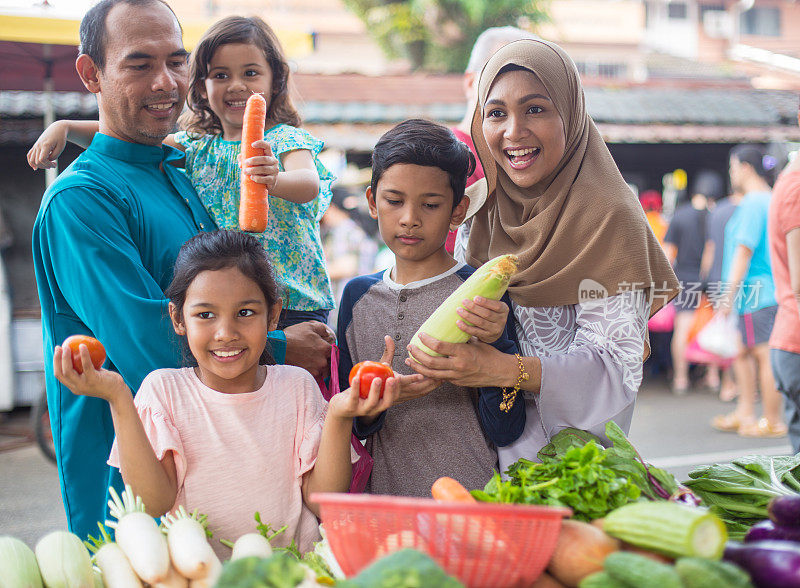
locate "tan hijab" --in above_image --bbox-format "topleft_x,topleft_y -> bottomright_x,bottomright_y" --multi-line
465,40 -> 679,316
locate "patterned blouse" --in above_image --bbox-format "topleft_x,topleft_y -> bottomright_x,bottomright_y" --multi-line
174,125 -> 336,311
455,220 -> 650,472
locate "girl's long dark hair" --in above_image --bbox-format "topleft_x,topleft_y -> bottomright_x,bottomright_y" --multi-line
165,230 -> 280,365
179,16 -> 301,136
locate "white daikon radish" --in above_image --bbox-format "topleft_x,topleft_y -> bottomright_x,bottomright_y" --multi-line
85,523 -> 142,588
0,535 -> 43,588
35,531 -> 94,588
230,533 -> 273,560
187,556 -> 221,588
92,566 -> 104,588
105,485 -> 170,584
151,564 -> 189,588
161,506 -> 219,581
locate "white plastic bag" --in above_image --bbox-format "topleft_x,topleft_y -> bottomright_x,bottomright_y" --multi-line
697,312 -> 740,359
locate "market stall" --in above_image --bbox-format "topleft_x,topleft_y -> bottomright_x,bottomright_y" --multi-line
5,421 -> 799,587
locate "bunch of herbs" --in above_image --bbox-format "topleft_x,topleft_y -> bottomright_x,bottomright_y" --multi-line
537,422 -> 682,501
472,440 -> 641,521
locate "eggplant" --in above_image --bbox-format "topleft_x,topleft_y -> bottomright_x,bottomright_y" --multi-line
747,520 -> 800,543
724,540 -> 800,588
770,496 -> 800,528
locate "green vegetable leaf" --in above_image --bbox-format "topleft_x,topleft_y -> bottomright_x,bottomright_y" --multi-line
684,455 -> 800,536
537,427 -> 599,461
477,441 -> 641,521
216,553 -> 308,588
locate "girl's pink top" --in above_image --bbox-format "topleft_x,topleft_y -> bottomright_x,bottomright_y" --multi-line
109,365 -> 350,556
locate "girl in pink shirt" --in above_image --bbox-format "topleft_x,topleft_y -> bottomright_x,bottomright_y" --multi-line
54,230 -> 398,555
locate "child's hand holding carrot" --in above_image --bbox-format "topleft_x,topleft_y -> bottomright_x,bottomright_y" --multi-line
241,139 -> 280,191
54,343 -> 129,404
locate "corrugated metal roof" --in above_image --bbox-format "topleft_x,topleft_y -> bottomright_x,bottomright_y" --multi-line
6,87 -> 793,126
0,90 -> 96,116
2,86 -> 798,146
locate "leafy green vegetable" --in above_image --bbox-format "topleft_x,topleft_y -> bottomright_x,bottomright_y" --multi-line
215,553 -> 307,588
473,440 -> 641,521
683,454 -> 800,535
337,549 -> 464,588
538,422 -> 681,501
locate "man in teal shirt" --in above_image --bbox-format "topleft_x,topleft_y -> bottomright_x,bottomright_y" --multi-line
32,0 -> 332,539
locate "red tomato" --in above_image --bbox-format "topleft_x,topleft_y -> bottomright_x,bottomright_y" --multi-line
348,361 -> 394,399
62,335 -> 106,374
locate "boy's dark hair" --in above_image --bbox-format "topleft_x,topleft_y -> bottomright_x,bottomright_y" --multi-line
370,119 -> 475,207
79,0 -> 180,70
730,143 -> 776,187
165,230 -> 279,365
179,16 -> 300,136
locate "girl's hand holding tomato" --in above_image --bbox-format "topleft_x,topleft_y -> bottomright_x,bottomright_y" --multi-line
62,334 -> 106,373
54,336 -> 128,403
349,360 -> 394,399
242,139 -> 279,191
328,372 -> 399,420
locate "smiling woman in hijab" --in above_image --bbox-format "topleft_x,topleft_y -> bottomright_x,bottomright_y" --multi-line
407,39 -> 680,469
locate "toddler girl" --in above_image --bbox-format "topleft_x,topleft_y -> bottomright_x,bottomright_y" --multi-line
54,230 -> 397,555
28,16 -> 336,329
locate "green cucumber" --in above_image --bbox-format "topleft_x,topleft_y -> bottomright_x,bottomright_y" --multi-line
578,571 -> 627,588
603,552 -> 682,588
603,502 -> 727,559
675,557 -> 753,588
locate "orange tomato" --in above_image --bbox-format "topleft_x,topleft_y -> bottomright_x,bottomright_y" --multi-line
62,335 -> 106,374
348,361 -> 394,399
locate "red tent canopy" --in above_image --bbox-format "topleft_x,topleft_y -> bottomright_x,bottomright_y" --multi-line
0,41 -> 84,92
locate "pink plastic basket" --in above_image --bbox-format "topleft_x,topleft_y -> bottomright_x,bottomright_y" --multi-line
312,492 -> 571,588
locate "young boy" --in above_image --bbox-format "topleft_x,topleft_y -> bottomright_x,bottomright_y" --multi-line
336,119 -> 524,497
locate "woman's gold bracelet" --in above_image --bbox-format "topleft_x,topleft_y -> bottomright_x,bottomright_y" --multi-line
500,353 -> 529,413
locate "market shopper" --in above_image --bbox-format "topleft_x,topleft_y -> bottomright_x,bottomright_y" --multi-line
407,40 -> 680,472
701,187 -> 742,402
446,25 -> 539,253
337,119 -> 524,496
54,231 -> 391,556
663,170 -> 722,395
31,0 -> 333,540
768,110 -> 800,451
712,144 -> 785,438
29,15 -> 338,330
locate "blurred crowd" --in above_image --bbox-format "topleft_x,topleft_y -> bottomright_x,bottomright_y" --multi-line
641,142 -> 800,447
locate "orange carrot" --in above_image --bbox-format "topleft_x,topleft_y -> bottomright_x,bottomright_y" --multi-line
431,477 -> 476,503
239,93 -> 269,233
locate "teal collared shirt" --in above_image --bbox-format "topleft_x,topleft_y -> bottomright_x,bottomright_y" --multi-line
32,134 -> 285,539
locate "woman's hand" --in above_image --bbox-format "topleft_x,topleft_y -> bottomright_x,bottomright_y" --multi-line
328,373 -> 399,420
53,344 -> 128,404
406,333 -> 516,389
241,139 -> 279,190
455,296 -> 510,344
27,121 -> 68,170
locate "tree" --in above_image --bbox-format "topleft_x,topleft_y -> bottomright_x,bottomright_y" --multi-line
343,0 -> 549,72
